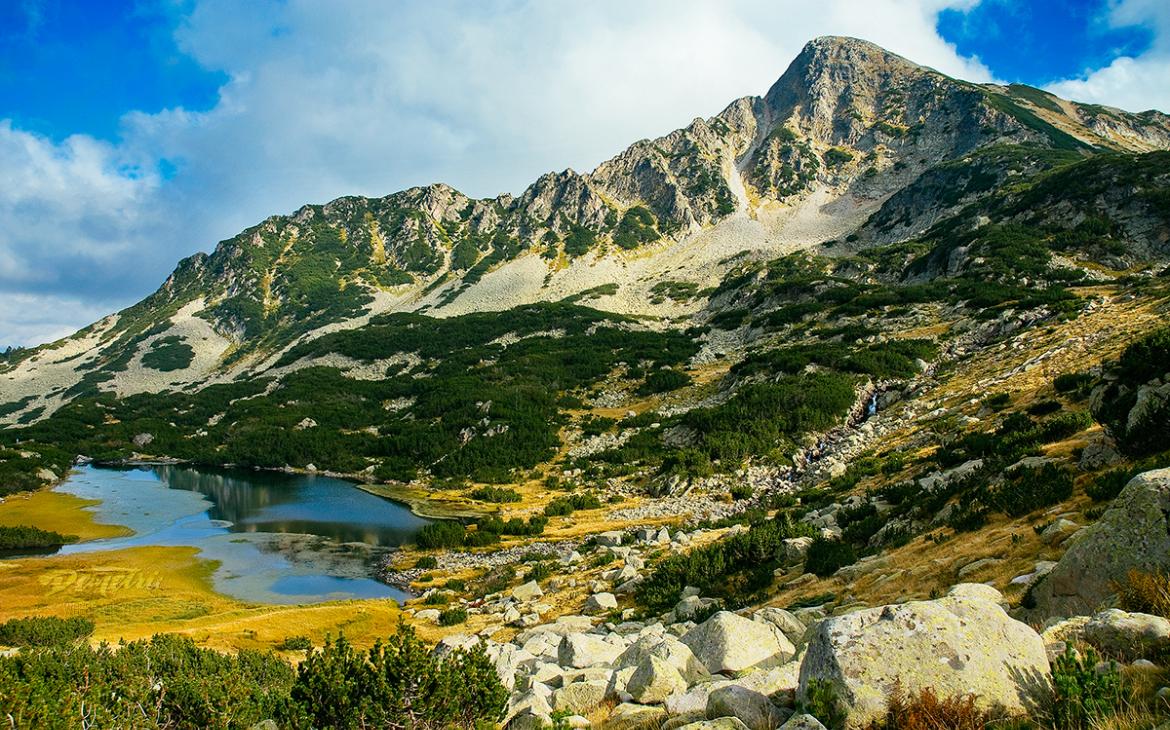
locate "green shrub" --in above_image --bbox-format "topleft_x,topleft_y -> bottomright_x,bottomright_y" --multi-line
416,521 -> 466,549
0,525 -> 78,550
276,636 -> 313,651
141,336 -> 195,372
638,369 -> 691,395
422,592 -> 451,606
992,463 -> 1074,517
985,392 -> 1012,411
1027,399 -> 1062,416
823,147 -> 854,168
802,678 -> 847,730
467,486 -> 522,503
1050,645 -> 1121,729
475,515 -> 547,537
415,555 -> 439,569
1054,372 -> 1093,395
0,633 -> 293,729
288,623 -> 505,729
729,484 -> 754,501
804,537 -> 857,578
1117,327 -> 1170,387
544,493 -> 602,517
438,607 -> 468,626
636,515 -> 815,612
0,616 -> 93,647
526,562 -> 555,583
613,206 -> 660,250
946,501 -> 990,533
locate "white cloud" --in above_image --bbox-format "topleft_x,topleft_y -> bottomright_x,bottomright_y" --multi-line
0,121 -> 171,318
0,0 -> 1003,346
0,292 -> 117,350
1046,0 -> 1170,113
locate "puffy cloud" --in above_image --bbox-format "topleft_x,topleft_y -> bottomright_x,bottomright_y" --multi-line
0,0 -> 1010,346
0,120 -> 167,297
1046,0 -> 1170,112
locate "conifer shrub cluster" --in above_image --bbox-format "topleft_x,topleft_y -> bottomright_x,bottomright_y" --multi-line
0,624 -> 506,730
636,514 -> 815,613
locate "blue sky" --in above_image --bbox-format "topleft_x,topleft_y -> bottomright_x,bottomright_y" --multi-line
940,0 -> 1154,86
0,1 -> 225,143
1,0 -> 1168,347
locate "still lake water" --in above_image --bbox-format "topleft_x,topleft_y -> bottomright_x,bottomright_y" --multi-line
52,464 -> 430,604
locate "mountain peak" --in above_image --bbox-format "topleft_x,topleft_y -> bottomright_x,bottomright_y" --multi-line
764,36 -> 928,111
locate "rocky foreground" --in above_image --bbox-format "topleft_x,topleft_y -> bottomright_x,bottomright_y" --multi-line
414,468 -> 1170,729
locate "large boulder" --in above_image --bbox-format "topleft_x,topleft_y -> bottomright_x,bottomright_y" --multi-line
1025,469 -> 1170,618
754,608 -> 807,644
558,633 -> 624,669
798,585 -> 1050,729
513,581 -> 544,602
1083,609 -> 1170,658
606,702 -> 667,730
683,611 -> 796,676
677,720 -> 749,730
615,635 -> 710,684
551,681 -> 608,714
706,685 -> 790,730
626,655 -> 688,704
585,592 -> 618,613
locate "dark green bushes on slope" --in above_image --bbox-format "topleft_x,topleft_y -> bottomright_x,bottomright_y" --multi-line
141,336 -> 195,372
636,515 -> 815,613
2,304 -> 698,485
1090,327 -> 1170,457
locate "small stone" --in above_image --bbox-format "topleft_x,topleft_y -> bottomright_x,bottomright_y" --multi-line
513,581 -> 544,602
585,592 -> 618,614
779,714 -> 827,730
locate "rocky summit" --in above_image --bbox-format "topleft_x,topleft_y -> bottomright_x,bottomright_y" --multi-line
3,35 -> 1170,730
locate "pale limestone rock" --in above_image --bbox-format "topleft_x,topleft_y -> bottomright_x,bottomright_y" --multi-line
1027,469 -> 1170,617
626,655 -> 687,704
779,715 -> 827,730
513,580 -> 544,602
615,634 -> 710,684
585,592 -> 618,614
558,633 -> 624,669
706,685 -> 790,730
550,681 -> 607,714
798,589 -> 1050,728
683,611 -> 795,676
1083,609 -> 1170,658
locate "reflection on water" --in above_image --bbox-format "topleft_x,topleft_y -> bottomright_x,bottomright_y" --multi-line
47,465 -> 429,605
154,465 -> 429,546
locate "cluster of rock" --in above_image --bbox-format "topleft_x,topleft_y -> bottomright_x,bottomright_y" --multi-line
404,529 -> 694,627
439,584 -> 1051,730
421,468 -> 1170,729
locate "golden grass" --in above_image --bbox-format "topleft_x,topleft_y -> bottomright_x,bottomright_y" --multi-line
0,488 -> 130,541
0,544 -> 411,655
